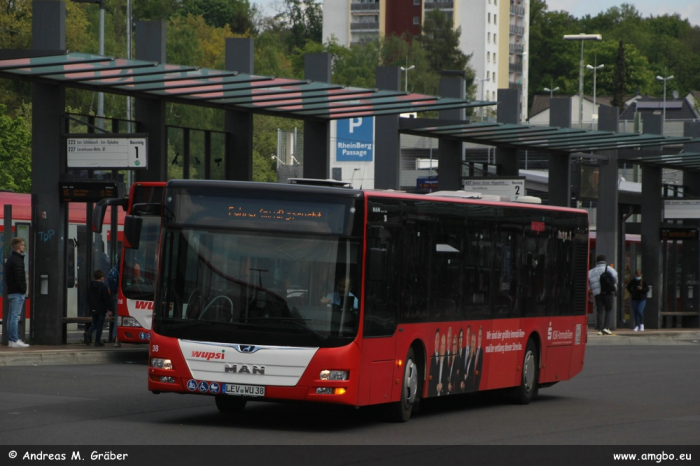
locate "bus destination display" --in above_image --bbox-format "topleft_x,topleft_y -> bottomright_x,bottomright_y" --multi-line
59,181 -> 118,203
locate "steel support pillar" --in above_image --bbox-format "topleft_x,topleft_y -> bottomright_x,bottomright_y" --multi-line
640,113 -> 663,329
31,0 -> 67,345
303,54 -> 331,180
437,75 -> 465,191
495,89 -> 520,176
225,38 -> 254,181
374,67 -> 401,189
134,21 -> 167,182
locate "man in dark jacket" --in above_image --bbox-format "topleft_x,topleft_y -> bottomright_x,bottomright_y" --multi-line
4,237 -> 29,347
84,270 -> 114,347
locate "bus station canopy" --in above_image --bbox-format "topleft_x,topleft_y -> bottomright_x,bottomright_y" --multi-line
399,119 -> 699,155
617,151 -> 700,170
0,51 -> 492,120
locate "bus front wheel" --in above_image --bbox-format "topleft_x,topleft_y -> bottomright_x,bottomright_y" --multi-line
215,395 -> 247,414
515,338 -> 539,404
388,347 -> 420,422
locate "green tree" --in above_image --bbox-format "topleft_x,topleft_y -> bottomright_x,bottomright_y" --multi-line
0,104 -> 32,193
420,8 -> 470,74
274,0 -> 322,53
177,0 -> 256,34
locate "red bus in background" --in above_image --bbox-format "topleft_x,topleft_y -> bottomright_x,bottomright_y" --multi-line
146,180 -> 589,421
1,191 -> 124,323
94,182 -> 165,344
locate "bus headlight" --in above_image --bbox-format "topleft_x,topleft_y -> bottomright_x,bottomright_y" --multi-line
319,370 -> 349,381
120,316 -> 141,327
150,358 -> 173,370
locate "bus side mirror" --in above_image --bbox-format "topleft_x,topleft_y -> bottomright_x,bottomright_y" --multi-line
92,198 -> 128,233
123,215 -> 143,249
368,248 -> 386,281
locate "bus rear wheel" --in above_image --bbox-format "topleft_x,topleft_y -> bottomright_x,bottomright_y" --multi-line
515,338 -> 539,404
388,347 -> 420,422
215,395 -> 247,414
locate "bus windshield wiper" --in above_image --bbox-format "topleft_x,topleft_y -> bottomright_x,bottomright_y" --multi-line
163,320 -> 267,330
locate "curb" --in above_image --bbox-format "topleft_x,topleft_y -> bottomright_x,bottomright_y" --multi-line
587,330 -> 700,346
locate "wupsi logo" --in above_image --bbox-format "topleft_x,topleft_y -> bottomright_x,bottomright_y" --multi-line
191,350 -> 225,361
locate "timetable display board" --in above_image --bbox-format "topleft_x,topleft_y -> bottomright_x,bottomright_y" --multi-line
59,181 -> 118,203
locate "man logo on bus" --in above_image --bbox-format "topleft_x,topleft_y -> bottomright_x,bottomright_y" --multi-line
234,345 -> 260,353
225,364 -> 265,375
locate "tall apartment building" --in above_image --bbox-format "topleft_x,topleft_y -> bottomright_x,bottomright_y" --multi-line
322,0 -> 529,122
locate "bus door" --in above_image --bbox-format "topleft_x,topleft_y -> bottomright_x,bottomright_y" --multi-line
359,222 -> 401,406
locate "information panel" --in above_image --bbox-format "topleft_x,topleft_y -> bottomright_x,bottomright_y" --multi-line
664,200 -> 700,219
463,178 -> 525,200
59,181 -> 118,203
67,134 -> 147,169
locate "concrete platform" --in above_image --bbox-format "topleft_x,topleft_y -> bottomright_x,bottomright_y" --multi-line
0,341 -> 148,367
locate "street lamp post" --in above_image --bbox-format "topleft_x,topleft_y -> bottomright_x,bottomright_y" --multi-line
586,63 -> 604,129
544,86 -> 559,98
400,65 -> 415,93
475,76 -> 490,121
74,0 -> 105,128
564,33 -> 602,129
656,74 -> 674,134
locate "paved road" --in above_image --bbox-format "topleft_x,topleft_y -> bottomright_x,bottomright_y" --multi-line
1,345 -> 698,445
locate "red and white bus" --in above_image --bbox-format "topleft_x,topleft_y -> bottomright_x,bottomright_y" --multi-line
93,182 -> 165,344
146,180 -> 589,421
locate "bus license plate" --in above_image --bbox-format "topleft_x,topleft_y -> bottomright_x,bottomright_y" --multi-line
224,384 -> 265,397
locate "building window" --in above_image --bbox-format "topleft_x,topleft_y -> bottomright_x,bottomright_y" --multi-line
414,0 -> 420,5
494,34 -> 497,44
487,32 -> 491,43
493,72 -> 496,82
488,13 -> 491,23
493,53 -> 496,62
487,71 -> 490,80
413,16 -> 420,25
487,52 -> 491,62
494,14 -> 497,24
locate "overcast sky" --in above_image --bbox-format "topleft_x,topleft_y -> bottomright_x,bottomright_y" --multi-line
252,1 -> 700,28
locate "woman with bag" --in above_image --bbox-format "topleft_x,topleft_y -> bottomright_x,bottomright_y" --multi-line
626,269 -> 649,332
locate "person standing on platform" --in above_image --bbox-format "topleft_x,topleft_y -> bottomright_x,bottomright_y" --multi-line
107,261 -> 121,346
626,269 -> 650,332
589,255 -> 618,335
84,270 -> 113,347
4,237 -> 29,347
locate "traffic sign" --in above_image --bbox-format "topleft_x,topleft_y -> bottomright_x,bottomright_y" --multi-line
66,134 -> 148,169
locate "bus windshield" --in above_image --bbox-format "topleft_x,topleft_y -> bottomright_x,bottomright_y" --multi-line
154,227 -> 362,347
122,215 -> 160,300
